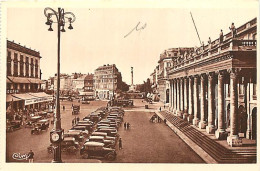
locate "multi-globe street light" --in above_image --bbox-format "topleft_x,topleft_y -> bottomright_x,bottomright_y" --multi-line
44,7 -> 76,163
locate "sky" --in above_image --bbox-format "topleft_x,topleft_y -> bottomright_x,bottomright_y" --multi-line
6,2 -> 258,85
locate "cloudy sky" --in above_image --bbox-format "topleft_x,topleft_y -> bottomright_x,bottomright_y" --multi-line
6,1 -> 257,85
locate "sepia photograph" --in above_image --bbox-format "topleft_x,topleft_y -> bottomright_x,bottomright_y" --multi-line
0,0 -> 259,170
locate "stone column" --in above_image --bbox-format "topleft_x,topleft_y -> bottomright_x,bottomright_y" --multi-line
193,75 -> 199,126
199,74 -> 207,129
188,76 -> 194,123
173,79 -> 177,113
179,78 -> 183,116
245,76 -> 251,139
11,59 -> 14,76
183,77 -> 189,120
206,72 -> 215,134
227,69 -> 241,146
215,71 -> 227,139
169,80 -> 172,111
176,79 -> 180,115
171,79 -> 175,112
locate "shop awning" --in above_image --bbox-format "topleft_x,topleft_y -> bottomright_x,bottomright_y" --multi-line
6,94 -> 22,102
27,78 -> 44,84
12,93 -> 36,100
7,76 -> 30,83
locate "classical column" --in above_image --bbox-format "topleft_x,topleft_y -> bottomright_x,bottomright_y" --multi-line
227,69 -> 241,146
176,79 -> 180,115
199,74 -> 207,129
206,72 -> 215,134
245,75 -> 251,139
215,71 -> 227,139
183,77 -> 189,120
179,78 -> 183,117
171,79 -> 175,112
188,76 -> 194,123
193,75 -> 199,126
173,79 -> 177,113
169,80 -> 172,111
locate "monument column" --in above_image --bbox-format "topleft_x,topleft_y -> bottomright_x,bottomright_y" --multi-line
193,75 -> 199,126
188,76 -> 194,123
206,72 -> 215,134
179,78 -> 183,117
176,78 -> 180,115
199,74 -> 207,129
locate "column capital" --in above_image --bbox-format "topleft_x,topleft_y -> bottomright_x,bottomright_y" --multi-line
228,68 -> 241,79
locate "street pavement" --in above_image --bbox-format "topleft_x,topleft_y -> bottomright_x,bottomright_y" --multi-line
6,99 -> 204,163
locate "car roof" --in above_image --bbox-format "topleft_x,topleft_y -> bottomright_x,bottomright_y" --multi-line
84,142 -> 104,146
38,119 -> 49,122
92,132 -> 107,136
65,131 -> 80,135
31,116 -> 42,119
89,136 -> 104,139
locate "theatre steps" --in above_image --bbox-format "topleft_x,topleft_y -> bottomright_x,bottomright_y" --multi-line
159,111 -> 257,163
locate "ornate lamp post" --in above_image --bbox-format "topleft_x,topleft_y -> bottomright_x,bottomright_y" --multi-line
44,7 -> 76,163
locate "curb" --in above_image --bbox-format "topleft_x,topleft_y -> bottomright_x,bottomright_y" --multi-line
155,111 -> 218,164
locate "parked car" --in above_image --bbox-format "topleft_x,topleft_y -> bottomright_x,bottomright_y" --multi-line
97,128 -> 118,137
72,105 -> 80,115
47,137 -> 80,154
91,131 -> 116,141
64,131 -> 84,142
80,142 -> 116,160
86,136 -> 115,148
71,126 -> 89,135
25,116 -> 42,128
31,119 -> 49,134
6,120 -> 22,132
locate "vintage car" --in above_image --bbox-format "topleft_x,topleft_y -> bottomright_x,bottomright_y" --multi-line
109,113 -> 123,122
75,123 -> 94,132
97,128 -> 118,137
6,120 -> 22,132
88,113 -> 101,123
31,119 -> 49,134
47,137 -> 80,154
64,131 -> 84,142
86,136 -> 115,148
91,131 -> 116,141
25,116 -> 42,128
80,142 -> 116,160
71,126 -> 89,135
38,111 -> 50,118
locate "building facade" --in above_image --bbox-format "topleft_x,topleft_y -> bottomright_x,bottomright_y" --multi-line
167,18 -> 257,146
6,40 -> 52,112
94,64 -> 122,100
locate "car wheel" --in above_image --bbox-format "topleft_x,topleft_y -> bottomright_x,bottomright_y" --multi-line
106,153 -> 116,161
82,153 -> 89,159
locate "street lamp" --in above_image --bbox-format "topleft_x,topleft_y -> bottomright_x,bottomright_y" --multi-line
44,7 -> 76,163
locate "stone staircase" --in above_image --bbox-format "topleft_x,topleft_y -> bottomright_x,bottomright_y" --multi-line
160,111 -> 257,163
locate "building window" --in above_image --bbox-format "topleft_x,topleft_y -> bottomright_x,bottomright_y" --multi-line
7,51 -> 12,76
35,61 -> 38,78
26,57 -> 29,77
30,58 -> 34,77
14,53 -> 19,76
20,55 -> 24,77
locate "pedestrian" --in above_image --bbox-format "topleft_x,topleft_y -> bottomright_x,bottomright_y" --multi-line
28,150 -> 34,163
127,122 -> 130,129
63,106 -> 65,111
72,119 -> 74,126
124,122 -> 127,130
119,138 -> 122,149
159,107 -> 161,111
164,104 -> 165,109
164,119 -> 167,125
77,116 -> 80,123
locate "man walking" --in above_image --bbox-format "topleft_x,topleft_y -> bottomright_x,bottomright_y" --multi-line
119,138 -> 122,150
124,122 -> 127,130
127,122 -> 130,130
28,150 -> 34,163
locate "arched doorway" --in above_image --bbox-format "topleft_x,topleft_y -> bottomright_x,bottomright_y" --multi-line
238,105 -> 247,136
252,108 -> 257,140
166,89 -> 169,103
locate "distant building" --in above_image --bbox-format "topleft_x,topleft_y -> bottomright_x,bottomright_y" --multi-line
6,40 -> 52,112
94,64 -> 122,100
